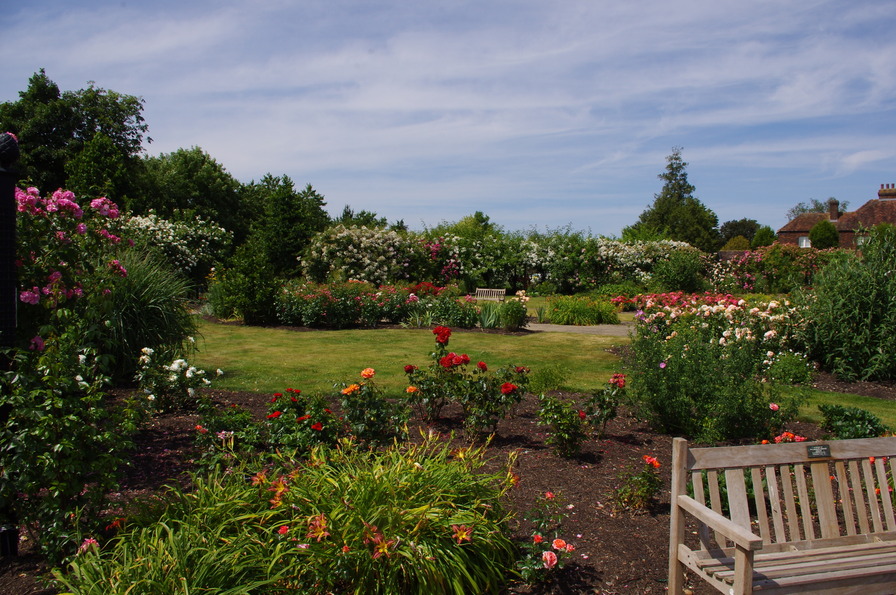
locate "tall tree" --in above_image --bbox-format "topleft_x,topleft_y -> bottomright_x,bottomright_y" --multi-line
628,148 -> 720,252
719,218 -> 760,244
0,69 -> 148,197
245,175 -> 330,276
135,147 -> 248,241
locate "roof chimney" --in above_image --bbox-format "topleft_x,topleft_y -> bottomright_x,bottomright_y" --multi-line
880,183 -> 896,200
828,197 -> 840,221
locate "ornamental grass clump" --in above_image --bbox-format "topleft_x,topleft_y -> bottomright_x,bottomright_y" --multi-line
56,434 -> 518,595
404,326 -> 530,436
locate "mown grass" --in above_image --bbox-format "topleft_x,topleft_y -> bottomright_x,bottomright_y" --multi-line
194,318 -> 896,431
193,319 -> 625,396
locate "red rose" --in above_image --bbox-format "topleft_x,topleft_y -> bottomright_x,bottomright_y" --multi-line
477,361 -> 488,371
433,326 -> 452,344
578,410 -> 586,419
267,411 -> 283,419
404,364 -> 418,374
311,422 -> 323,431
501,382 -> 517,394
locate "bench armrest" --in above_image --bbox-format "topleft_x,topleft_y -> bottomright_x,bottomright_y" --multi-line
676,495 -> 763,551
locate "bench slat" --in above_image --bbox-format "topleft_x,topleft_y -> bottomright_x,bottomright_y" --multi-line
670,437 -> 896,595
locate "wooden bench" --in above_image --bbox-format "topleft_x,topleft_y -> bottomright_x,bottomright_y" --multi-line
474,288 -> 505,302
669,436 -> 896,594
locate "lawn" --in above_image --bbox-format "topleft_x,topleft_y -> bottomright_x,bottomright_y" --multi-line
192,319 -> 626,395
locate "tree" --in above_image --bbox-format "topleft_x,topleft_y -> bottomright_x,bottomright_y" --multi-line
0,69 -> 148,196
245,176 -> 330,276
751,226 -> 777,249
719,219 -> 759,245
809,219 -> 840,249
786,198 -> 849,221
721,235 -> 751,251
135,147 -> 248,241
336,205 -> 387,228
629,148 -> 720,252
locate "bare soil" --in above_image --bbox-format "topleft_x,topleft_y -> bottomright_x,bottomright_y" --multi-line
2,367 -> 893,594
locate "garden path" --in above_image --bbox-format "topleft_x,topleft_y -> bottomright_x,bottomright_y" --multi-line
527,322 -> 633,336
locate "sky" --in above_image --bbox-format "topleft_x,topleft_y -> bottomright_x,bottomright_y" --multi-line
3,0 -> 895,236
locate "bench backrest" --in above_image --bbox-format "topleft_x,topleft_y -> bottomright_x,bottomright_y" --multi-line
673,437 -> 896,551
474,288 -> 505,301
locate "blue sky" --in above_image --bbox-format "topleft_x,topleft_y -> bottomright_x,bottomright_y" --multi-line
3,0 -> 894,236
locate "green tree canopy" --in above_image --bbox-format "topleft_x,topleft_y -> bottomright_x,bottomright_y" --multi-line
244,175 -> 330,276
134,146 -> 248,241
0,69 -> 148,197
336,205 -> 387,228
628,148 -> 720,252
751,225 -> 777,249
720,218 -> 760,244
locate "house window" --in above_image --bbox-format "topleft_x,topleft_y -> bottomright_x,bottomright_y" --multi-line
798,236 -> 811,248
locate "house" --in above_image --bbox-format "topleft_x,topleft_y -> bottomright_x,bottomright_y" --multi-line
777,183 -> 896,248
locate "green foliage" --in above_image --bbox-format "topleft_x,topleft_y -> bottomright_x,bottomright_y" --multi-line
0,69 -> 148,197
498,297 -> 529,331
134,147 -> 249,242
536,376 -> 622,458
799,224 -> 896,381
651,249 -> 707,293
56,437 -> 517,594
0,332 -> 142,563
542,295 -> 619,325
751,225 -> 777,248
720,219 -> 760,245
215,236 -> 280,325
631,148 -> 720,252
809,219 -> 840,249
276,280 -> 413,328
627,298 -> 803,442
337,369 -> 409,446
721,235 -> 751,251
818,404 -> 889,440
246,177 -> 330,276
610,455 -> 663,512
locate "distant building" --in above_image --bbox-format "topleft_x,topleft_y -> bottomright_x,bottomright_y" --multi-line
777,184 -> 896,248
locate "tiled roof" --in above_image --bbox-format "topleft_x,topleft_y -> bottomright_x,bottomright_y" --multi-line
777,212 -> 830,233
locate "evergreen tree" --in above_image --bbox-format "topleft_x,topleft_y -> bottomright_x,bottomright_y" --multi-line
629,148 -> 720,252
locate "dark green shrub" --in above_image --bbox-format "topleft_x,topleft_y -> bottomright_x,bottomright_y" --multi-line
651,250 -> 707,293
809,219 -> 839,249
751,226 -> 776,248
721,235 -> 751,251
799,224 -> 896,380
818,404 -> 889,439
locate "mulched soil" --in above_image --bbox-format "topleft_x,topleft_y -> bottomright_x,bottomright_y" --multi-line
2,365 -> 894,594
